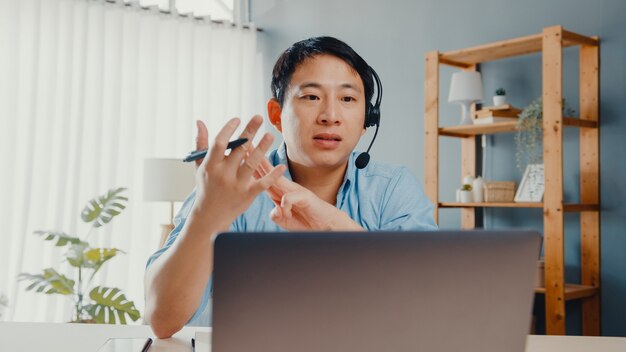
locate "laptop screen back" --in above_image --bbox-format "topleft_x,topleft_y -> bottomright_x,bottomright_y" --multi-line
212,230 -> 540,352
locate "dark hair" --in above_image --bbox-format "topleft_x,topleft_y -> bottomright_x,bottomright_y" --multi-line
271,36 -> 374,107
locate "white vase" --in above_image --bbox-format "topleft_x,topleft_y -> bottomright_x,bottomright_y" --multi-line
493,95 -> 507,106
472,176 -> 484,203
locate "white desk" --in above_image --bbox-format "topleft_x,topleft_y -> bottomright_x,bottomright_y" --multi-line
0,322 -> 205,352
1,322 -> 625,352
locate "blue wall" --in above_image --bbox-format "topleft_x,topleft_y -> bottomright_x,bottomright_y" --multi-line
251,0 -> 626,336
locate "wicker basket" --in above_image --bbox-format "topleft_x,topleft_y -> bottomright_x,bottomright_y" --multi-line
484,181 -> 516,202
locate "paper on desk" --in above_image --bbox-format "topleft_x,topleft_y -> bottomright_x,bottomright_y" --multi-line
194,331 -> 211,352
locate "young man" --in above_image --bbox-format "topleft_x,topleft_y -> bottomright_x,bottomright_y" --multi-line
144,37 -> 437,338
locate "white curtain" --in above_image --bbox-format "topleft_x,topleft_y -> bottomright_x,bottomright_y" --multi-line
0,0 -> 263,322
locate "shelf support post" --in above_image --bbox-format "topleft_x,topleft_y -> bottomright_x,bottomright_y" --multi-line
542,25 -> 566,335
580,37 -> 601,336
424,51 -> 440,223
461,65 -> 478,229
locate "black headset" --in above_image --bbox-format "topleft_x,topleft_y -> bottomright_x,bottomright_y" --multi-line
355,67 -> 383,169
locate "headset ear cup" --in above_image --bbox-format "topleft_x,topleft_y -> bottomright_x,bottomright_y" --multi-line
365,102 -> 375,128
365,104 -> 380,128
371,106 -> 380,126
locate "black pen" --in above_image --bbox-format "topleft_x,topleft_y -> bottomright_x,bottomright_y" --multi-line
142,338 -> 153,352
182,138 -> 248,162
191,337 -> 195,352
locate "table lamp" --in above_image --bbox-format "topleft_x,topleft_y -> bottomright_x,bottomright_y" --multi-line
143,158 -> 195,247
448,71 -> 484,125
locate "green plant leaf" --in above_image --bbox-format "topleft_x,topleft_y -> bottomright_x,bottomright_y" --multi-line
18,268 -> 75,295
84,248 -> 123,266
66,243 -> 90,267
34,230 -> 87,247
80,187 -> 128,227
85,248 -> 124,279
84,286 -> 140,324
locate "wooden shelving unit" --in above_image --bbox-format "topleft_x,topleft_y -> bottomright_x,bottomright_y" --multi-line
424,26 -> 601,335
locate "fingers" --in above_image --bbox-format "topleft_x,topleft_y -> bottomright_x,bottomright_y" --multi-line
207,118 -> 241,166
266,185 -> 283,205
238,115 -> 263,146
252,164 -> 286,194
237,133 -> 274,181
225,115 -> 264,170
257,156 -> 273,176
269,206 -> 284,224
195,120 -> 209,167
278,189 -> 311,219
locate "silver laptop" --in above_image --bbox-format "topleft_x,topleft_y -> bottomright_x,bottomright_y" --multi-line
212,230 -> 541,352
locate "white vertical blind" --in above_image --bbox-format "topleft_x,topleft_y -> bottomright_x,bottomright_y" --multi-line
0,0 -> 263,322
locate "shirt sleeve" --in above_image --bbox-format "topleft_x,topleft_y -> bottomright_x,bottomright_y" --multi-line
145,189 -> 239,327
378,167 -> 438,231
145,189 -> 197,269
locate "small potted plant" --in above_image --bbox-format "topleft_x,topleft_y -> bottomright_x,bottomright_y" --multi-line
457,184 -> 474,203
493,88 -> 507,106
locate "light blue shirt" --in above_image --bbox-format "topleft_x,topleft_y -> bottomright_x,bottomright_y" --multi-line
146,143 -> 437,326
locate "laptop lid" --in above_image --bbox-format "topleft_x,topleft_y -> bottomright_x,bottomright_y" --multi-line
212,230 -> 541,352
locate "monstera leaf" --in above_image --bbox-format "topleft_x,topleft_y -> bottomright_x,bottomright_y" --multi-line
84,286 -> 140,324
66,242 -> 90,267
84,248 -> 124,282
18,268 -> 75,295
80,187 -> 128,227
34,230 -> 87,247
65,245 -> 123,273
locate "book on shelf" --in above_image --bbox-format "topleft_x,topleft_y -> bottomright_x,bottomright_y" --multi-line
474,104 -> 521,124
479,103 -> 520,111
475,107 -> 521,118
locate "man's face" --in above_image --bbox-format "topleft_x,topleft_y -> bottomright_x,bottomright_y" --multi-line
276,54 -> 367,169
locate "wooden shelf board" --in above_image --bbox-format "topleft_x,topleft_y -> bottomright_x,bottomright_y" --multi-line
563,117 -> 598,128
439,203 -> 599,212
440,33 -> 544,65
439,202 -> 543,208
563,204 -> 599,212
438,117 -> 597,138
562,30 -> 600,47
535,284 -> 599,301
439,121 -> 517,137
439,29 -> 597,66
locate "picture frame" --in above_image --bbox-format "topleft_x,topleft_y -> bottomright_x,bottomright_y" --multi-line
514,164 -> 544,202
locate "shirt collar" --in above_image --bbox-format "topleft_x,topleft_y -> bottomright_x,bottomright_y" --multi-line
276,142 -> 293,181
275,142 -> 355,195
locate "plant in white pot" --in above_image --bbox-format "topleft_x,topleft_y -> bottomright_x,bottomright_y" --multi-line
458,184 -> 474,203
493,88 -> 507,106
18,187 -> 140,324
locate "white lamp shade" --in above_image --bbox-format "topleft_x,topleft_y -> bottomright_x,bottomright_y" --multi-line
143,158 -> 196,202
448,71 -> 484,103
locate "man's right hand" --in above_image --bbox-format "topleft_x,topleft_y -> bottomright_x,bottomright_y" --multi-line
191,116 -> 286,232
145,116 -> 285,339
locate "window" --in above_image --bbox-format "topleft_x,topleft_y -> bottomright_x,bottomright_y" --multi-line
127,0 -> 238,22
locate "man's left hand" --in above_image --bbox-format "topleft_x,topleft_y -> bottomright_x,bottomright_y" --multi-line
256,159 -> 364,232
